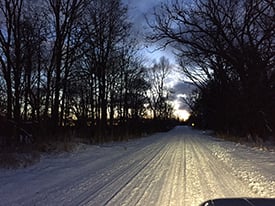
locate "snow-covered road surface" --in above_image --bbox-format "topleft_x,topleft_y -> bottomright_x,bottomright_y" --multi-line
0,126 -> 274,206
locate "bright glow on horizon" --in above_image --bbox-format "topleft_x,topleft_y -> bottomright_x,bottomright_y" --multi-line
171,100 -> 190,121
174,109 -> 190,121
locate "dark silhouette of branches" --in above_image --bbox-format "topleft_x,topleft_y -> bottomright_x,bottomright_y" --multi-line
149,0 -> 275,140
0,0 -> 179,149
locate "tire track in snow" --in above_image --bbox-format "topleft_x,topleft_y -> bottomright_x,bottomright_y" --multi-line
156,135 -> 186,206
156,136 -> 181,205
106,133 -> 186,206
184,136 -> 207,204
2,126 -> 274,206
194,135 -> 255,196
21,135 -> 168,206
186,134 -> 255,205
73,136 -> 172,205
32,127 -> 258,206
183,132 -> 187,206
105,136 -> 174,205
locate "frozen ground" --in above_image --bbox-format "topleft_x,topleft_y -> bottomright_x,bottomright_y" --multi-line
0,126 -> 274,206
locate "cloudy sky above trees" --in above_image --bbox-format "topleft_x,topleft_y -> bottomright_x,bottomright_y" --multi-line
124,0 -> 195,118
124,0 -> 170,59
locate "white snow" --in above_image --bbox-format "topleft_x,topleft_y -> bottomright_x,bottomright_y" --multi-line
0,126 -> 274,206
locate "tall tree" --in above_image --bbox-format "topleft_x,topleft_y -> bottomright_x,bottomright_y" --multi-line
149,0 -> 274,139
0,0 -> 24,121
46,0 -> 85,129
147,57 -> 172,119
81,0 -> 131,140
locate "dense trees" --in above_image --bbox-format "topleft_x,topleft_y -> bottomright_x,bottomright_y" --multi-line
0,0 -> 24,121
149,0 -> 274,140
147,57 -> 173,120
0,0 -> 176,146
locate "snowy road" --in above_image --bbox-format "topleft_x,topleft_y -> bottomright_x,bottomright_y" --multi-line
0,126 -> 274,206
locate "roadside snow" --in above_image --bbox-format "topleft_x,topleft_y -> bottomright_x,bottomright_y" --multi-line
208,135 -> 275,197
0,126 -> 274,206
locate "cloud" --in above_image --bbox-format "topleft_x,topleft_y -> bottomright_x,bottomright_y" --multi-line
172,81 -> 196,96
124,0 -> 163,36
125,0 -> 162,19
170,81 -> 196,111
122,0 -> 176,62
123,0 -> 197,112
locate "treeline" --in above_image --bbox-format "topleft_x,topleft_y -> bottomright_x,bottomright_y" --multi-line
150,0 -> 274,141
0,0 -> 175,147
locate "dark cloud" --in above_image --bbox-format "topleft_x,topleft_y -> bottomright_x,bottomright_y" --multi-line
123,0 -> 163,39
123,0 -> 196,112
122,0 -> 176,62
170,81 -> 196,110
124,0 -> 162,21
172,81 -> 196,96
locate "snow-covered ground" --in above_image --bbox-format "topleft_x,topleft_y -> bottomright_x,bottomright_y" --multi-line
0,126 -> 274,206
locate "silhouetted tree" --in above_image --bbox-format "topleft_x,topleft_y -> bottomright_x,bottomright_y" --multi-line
149,0 -> 274,140
147,57 -> 173,119
0,0 -> 178,147
0,0 -> 25,121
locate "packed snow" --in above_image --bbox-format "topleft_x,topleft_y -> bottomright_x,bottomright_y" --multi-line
0,126 -> 274,206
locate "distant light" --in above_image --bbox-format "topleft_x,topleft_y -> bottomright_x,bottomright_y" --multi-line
191,123 -> 195,127
174,109 -> 190,121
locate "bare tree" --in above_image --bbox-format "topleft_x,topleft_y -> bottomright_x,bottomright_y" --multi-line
81,0 -> 131,140
0,0 -> 25,121
0,0 -> 179,147
147,57 -> 172,119
46,0 -> 86,129
149,0 -> 274,138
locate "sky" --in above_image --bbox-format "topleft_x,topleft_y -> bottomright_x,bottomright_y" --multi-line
124,0 -> 195,120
